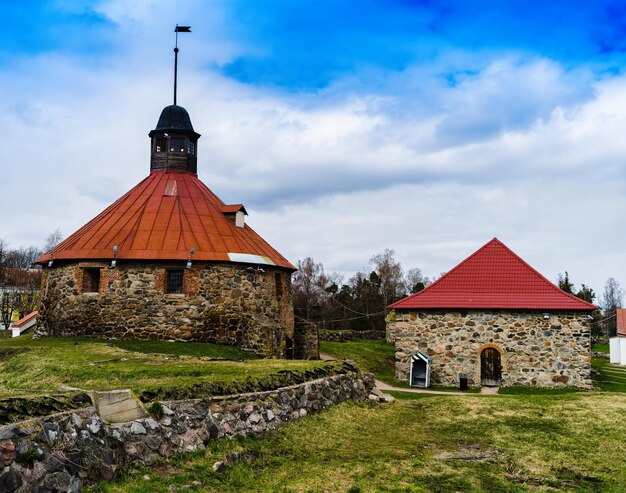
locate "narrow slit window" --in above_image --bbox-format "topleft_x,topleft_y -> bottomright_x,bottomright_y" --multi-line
83,268 -> 101,293
275,272 -> 283,299
166,269 -> 184,294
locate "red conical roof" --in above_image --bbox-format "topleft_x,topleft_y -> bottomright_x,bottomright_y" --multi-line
36,170 -> 295,270
390,238 -> 597,311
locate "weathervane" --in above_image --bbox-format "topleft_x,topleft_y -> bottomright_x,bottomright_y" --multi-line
174,24 -> 191,105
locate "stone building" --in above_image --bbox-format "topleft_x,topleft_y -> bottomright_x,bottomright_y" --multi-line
387,238 -> 596,388
35,103 -> 316,359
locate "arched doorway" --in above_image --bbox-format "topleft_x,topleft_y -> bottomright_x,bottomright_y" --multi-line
480,347 -> 502,386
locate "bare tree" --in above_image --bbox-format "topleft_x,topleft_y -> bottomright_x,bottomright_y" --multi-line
292,258 -> 331,319
5,246 -> 43,268
601,278 -> 624,336
405,267 -> 431,294
0,239 -> 6,285
370,249 -> 405,307
44,229 -> 63,253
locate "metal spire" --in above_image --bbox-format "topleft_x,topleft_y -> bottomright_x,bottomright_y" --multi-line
174,25 -> 191,105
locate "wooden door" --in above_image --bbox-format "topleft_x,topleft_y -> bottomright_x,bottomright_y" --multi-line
480,348 -> 502,386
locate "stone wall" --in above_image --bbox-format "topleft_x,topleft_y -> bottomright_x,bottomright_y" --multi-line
37,262 -> 299,358
388,310 -> 592,388
293,319 -> 319,359
0,370 -> 374,492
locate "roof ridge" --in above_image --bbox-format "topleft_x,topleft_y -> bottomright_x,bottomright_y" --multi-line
389,238 -> 597,311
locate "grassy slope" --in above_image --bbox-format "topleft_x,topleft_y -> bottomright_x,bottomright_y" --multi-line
0,336 -> 326,397
92,392 -> 626,493
591,340 -> 626,392
320,339 -> 398,385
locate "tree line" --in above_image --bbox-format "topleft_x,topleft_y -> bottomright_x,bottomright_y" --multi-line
293,253 -> 624,338
292,249 -> 432,332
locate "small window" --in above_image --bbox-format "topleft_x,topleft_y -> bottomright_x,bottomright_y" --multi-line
83,268 -> 100,293
187,140 -> 195,155
166,269 -> 184,294
156,138 -> 167,153
170,138 -> 185,153
275,272 -> 283,299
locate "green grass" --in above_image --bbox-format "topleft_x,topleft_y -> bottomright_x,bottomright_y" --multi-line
108,340 -> 257,360
499,386 -> 583,395
91,392 -> 626,492
592,342 -> 609,353
592,355 -> 626,392
320,339 -> 400,386
0,335 -> 328,398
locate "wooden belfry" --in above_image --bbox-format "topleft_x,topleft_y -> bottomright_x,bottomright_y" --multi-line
149,25 -> 200,174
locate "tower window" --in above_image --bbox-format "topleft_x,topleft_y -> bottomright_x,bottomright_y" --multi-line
187,140 -> 195,155
156,138 -> 167,153
170,138 -> 185,153
83,268 -> 101,293
166,269 -> 184,294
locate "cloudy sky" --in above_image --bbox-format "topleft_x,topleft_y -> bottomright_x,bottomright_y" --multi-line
2,0 -> 626,299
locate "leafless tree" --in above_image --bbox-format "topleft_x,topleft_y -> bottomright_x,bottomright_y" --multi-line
292,257 -> 332,319
405,267 -> 432,294
370,249 -> 406,307
0,239 -> 6,285
44,229 -> 63,253
5,246 -> 43,268
600,277 -> 624,336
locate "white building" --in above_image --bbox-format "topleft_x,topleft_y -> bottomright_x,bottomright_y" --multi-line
609,309 -> 626,365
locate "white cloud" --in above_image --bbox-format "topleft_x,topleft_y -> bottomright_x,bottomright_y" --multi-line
0,7 -> 624,299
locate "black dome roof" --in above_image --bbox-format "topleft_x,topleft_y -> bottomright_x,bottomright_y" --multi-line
149,105 -> 200,140
155,104 -> 195,132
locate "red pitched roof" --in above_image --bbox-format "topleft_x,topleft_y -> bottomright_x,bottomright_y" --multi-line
390,238 -> 597,311
35,170 -> 295,270
617,309 -> 626,337
220,204 -> 248,214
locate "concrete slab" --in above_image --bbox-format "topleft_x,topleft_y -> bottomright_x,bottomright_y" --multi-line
90,389 -> 149,424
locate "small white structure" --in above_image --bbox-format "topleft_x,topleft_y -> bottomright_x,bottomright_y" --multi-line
10,311 -> 38,338
609,309 -> 626,365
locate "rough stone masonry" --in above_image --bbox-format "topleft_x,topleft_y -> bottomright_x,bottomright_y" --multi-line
388,310 -> 592,388
0,370 -> 374,492
36,262 -> 317,359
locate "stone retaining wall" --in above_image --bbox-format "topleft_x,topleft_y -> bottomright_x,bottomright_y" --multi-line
388,310 -> 592,388
0,371 -> 374,492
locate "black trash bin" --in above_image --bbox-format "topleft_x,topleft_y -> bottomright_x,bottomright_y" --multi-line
459,374 -> 468,391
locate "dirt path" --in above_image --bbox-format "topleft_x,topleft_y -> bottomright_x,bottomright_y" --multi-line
320,353 -> 498,396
